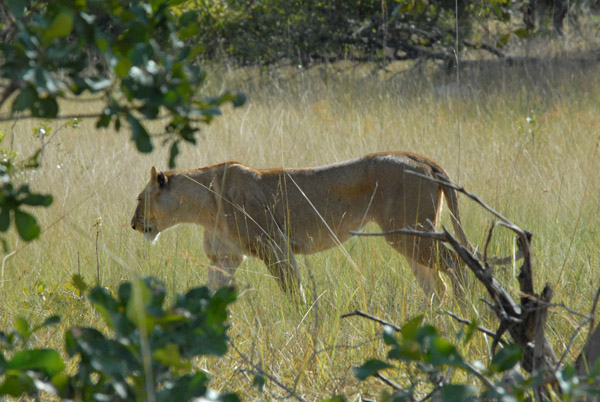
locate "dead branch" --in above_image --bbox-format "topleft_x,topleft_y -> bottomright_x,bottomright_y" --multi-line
439,309 -> 506,344
380,172 -> 568,397
341,309 -> 401,332
230,342 -> 308,402
374,372 -> 406,392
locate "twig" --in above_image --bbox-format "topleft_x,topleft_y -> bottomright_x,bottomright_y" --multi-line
439,309 -> 506,344
588,286 -> 600,342
463,361 -> 496,389
556,315 -> 593,369
375,372 -> 406,392
341,309 -> 401,332
405,170 -> 515,228
350,228 -> 447,241
230,342 -> 308,402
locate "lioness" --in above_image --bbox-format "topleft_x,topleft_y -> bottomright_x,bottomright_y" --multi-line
131,152 -> 470,301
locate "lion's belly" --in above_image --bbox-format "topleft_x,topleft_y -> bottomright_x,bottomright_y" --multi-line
287,215 -> 365,254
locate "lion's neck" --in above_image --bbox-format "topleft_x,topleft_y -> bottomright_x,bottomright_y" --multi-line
169,170 -> 219,227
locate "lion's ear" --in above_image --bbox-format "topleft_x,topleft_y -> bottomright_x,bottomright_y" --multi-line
157,172 -> 167,188
150,167 -> 167,188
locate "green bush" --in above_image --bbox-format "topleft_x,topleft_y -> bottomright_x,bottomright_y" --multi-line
0,276 -> 239,401
351,315 -> 600,401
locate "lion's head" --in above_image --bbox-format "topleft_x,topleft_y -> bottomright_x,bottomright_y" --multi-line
131,167 -> 180,242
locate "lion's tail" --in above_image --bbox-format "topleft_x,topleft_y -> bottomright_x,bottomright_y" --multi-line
431,169 -> 471,252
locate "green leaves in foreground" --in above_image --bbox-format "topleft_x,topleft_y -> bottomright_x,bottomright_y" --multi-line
0,182 -> 53,242
351,315 -> 524,401
0,276 -> 239,401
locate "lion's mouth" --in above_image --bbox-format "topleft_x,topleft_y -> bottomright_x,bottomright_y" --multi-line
143,230 -> 160,243
131,219 -> 160,243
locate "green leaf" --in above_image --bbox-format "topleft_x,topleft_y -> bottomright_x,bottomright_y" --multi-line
0,208 -> 10,232
31,97 -> 59,118
153,344 -> 190,370
488,344 -> 522,374
126,114 -> 153,153
353,359 -> 393,380
43,315 -> 61,327
12,87 -> 36,113
168,141 -> 179,169
252,374 -> 265,392
156,372 -> 210,401
382,325 -> 398,346
89,286 -> 121,330
71,274 -> 88,294
0,374 -> 33,397
7,349 -> 65,376
439,384 -> 477,401
14,210 -> 41,241
20,193 -> 53,207
96,112 -> 112,129
428,337 -> 464,367
232,92 -> 246,107
387,339 -> 421,362
400,315 -> 424,341
14,317 -> 30,340
7,0 -> 25,18
44,10 -> 75,45
513,28 -> 531,39
51,373 -> 69,395
496,33 -> 511,48
115,58 -> 133,78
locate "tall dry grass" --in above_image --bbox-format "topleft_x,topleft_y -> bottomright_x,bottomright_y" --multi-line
1,56 -> 599,399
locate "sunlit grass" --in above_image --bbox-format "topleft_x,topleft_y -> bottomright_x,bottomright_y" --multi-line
1,57 -> 599,399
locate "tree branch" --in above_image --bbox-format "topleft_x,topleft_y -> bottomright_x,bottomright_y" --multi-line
439,309 -> 506,344
341,309 -> 401,332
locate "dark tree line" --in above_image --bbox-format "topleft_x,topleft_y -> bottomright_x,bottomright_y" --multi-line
185,0 -> 578,67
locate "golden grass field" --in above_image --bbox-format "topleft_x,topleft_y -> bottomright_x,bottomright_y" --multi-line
1,55 -> 599,400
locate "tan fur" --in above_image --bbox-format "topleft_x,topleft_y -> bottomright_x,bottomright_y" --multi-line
131,152 -> 469,301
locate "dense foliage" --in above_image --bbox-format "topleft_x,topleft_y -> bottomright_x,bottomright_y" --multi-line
352,315 -> 600,401
183,0 -> 556,66
0,276 -> 239,401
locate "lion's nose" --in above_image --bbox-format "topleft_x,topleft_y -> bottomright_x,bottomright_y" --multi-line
131,220 -> 136,230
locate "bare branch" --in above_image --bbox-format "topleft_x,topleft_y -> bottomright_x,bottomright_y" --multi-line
440,309 -> 506,344
230,342 -> 308,402
375,372 -> 406,392
589,286 -> 600,341
350,228 -> 447,241
341,309 -> 401,332
557,315 -> 593,369
405,170 -> 516,228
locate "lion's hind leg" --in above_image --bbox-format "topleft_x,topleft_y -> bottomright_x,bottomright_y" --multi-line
383,233 -> 449,303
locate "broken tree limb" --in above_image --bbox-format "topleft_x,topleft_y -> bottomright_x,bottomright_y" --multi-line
365,173 -> 565,398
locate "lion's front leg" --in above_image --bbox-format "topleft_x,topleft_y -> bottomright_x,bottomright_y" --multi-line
257,234 -> 305,303
207,254 -> 244,290
203,231 -> 244,290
